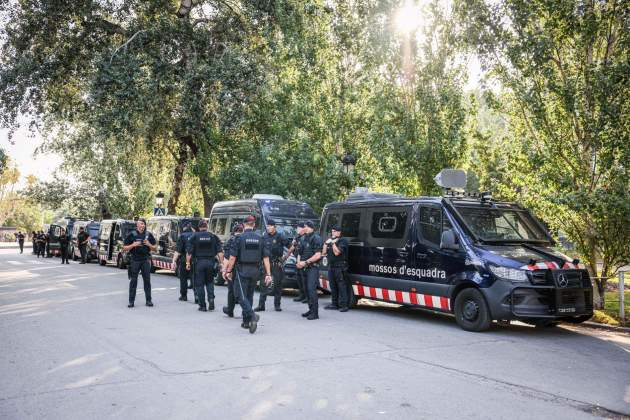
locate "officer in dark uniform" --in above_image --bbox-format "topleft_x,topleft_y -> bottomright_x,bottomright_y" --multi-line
287,222 -> 308,303
185,220 -> 223,312
31,231 -> 36,254
123,219 -> 157,308
323,225 -> 350,311
296,220 -> 323,320
221,223 -> 243,318
77,226 -> 90,264
44,232 -> 52,257
173,223 -> 194,302
17,232 -> 25,254
36,231 -> 45,258
256,219 -> 290,312
224,215 -> 272,334
59,228 -> 70,264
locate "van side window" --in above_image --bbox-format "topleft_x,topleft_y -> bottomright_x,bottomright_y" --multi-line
371,211 -> 408,239
341,213 -> 361,238
419,207 -> 441,246
324,213 -> 340,238
216,218 -> 227,236
210,218 -> 217,233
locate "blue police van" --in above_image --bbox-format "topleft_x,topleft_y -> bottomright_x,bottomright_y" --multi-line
318,170 -> 593,331
209,194 -> 320,287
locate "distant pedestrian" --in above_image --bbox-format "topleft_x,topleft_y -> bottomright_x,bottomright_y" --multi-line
123,219 -> 157,308
77,227 -> 90,264
59,228 -> 70,264
16,231 -> 25,254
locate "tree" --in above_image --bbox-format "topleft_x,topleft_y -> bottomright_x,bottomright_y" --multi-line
456,0 -> 630,307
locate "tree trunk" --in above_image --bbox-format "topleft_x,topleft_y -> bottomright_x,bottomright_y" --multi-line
168,142 -> 188,215
199,173 -> 214,217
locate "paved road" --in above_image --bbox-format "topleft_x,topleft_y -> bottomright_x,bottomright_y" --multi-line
0,250 -> 628,420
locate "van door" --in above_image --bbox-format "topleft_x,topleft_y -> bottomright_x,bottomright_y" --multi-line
339,210 -> 365,275
111,223 -> 120,260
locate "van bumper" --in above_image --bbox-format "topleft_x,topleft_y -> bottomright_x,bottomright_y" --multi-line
483,281 -> 593,321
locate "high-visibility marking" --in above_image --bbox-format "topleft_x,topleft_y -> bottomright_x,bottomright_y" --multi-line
337,281 -> 450,311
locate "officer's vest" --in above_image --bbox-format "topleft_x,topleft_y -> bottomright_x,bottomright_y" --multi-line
194,232 -> 217,258
301,233 -> 320,259
239,231 -> 262,264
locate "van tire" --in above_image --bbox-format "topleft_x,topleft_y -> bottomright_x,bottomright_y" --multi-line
454,288 -> 491,332
99,256 -> 106,266
349,285 -> 359,308
116,254 -> 126,270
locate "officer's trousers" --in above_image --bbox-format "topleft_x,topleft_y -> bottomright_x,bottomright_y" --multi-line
37,243 -> 45,257
234,271 -> 257,323
328,266 -> 349,309
296,268 -> 306,298
18,241 -> 24,254
79,245 -> 87,263
194,258 -> 215,308
258,261 -> 284,308
60,246 -> 69,264
129,259 -> 152,303
304,266 -> 319,316
178,259 -> 192,299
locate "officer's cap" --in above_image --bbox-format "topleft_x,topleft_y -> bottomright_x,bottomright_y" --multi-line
233,223 -> 244,233
266,219 -> 276,226
304,221 -> 315,229
331,225 -> 342,232
297,222 -> 305,228
244,215 -> 256,224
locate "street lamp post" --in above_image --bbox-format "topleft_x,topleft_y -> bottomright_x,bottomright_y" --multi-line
341,153 -> 357,196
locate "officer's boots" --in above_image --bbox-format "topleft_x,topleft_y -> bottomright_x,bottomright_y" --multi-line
254,300 -> 265,312
223,306 -> 234,317
208,299 -> 215,311
307,309 -> 319,320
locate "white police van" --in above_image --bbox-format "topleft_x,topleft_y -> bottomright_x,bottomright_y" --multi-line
318,170 -> 593,331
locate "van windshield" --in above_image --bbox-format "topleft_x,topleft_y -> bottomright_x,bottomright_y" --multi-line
266,218 -> 318,239
453,205 -> 549,243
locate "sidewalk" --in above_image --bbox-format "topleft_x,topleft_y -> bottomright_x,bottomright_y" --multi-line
0,242 -> 32,249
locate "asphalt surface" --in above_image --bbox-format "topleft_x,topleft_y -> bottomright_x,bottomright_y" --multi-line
0,249 -> 629,420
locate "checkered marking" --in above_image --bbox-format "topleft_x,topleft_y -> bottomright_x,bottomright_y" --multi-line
318,278 -> 451,311
152,259 -> 175,271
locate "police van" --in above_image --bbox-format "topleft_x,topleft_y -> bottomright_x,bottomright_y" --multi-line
318,170 -> 593,331
97,219 -> 136,268
48,217 -> 83,256
147,215 -> 203,272
70,220 -> 100,262
209,195 -> 320,287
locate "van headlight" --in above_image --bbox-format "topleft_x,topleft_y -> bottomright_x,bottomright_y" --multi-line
488,265 -> 528,283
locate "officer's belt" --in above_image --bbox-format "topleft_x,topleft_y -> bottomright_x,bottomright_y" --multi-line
329,262 -> 347,268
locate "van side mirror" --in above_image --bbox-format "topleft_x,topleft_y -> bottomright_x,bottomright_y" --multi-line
440,230 -> 459,250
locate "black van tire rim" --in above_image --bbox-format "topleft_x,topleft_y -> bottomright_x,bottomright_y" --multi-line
454,288 -> 491,332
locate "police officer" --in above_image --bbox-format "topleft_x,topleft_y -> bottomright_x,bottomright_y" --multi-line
31,231 -> 36,254
185,220 -> 223,312
173,223 -> 194,302
224,215 -> 272,334
287,222 -> 308,303
77,226 -> 90,264
17,231 -> 25,254
296,220 -> 323,320
221,223 -> 243,318
323,225 -> 350,312
44,231 -> 52,257
123,219 -> 157,308
59,228 -> 70,264
256,219 -> 290,312
36,231 -> 45,258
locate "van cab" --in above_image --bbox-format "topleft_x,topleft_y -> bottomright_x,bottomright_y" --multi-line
209,195 -> 320,287
97,219 -> 136,268
147,216 -> 203,272
318,177 -> 593,331
70,220 -> 100,262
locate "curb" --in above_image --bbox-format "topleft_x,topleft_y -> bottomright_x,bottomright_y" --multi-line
575,321 -> 630,333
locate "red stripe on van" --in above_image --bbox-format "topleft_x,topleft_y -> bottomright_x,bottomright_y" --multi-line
395,290 -> 403,302
410,293 -> 418,305
440,296 -> 449,310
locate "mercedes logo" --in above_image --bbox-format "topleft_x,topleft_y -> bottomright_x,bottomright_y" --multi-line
558,274 -> 569,288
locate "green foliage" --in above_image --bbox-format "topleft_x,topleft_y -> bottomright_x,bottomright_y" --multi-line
456,0 -> 630,307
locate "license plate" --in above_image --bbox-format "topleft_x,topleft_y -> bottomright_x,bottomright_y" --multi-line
558,307 -> 576,314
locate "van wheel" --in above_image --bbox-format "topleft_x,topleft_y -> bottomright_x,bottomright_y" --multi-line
349,285 -> 360,308
72,249 -> 78,261
454,288 -> 491,332
116,254 -> 126,270
99,258 -> 106,266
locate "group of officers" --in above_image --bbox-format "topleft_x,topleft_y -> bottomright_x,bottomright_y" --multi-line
122,216 -> 350,334
28,228 -> 91,263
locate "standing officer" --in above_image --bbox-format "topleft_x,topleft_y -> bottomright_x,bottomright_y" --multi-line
221,223 -> 243,318
36,231 -> 45,258
44,231 -> 52,257
224,215 -> 272,334
77,226 -> 90,264
17,231 -> 25,254
296,220 -> 323,320
123,219 -> 157,308
31,231 -> 36,254
59,228 -> 70,264
173,223 -> 194,302
185,220 -> 223,312
256,219 -> 290,312
323,225 -> 350,311
287,222 -> 307,303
